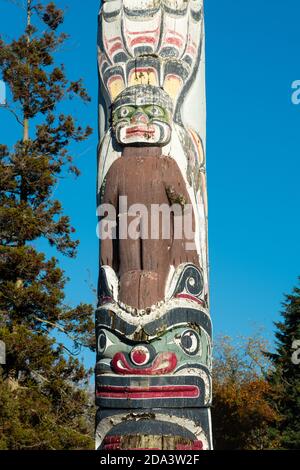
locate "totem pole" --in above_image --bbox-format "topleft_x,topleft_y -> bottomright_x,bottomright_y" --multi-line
96,0 -> 212,450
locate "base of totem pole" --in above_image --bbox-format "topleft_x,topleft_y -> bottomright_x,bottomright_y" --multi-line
96,408 -> 213,451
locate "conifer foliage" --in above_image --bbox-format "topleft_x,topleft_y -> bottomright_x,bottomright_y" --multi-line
266,281 -> 300,449
0,1 -> 94,449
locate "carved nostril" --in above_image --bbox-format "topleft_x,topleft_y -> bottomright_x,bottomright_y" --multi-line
130,345 -> 150,366
131,113 -> 148,124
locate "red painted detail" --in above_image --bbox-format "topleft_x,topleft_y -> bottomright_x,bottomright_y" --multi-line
130,346 -> 150,366
186,45 -> 197,56
166,30 -> 185,39
129,67 -> 157,80
194,441 -> 204,450
131,349 -> 147,365
111,351 -> 177,375
130,36 -> 156,47
164,37 -> 183,48
107,36 -> 122,44
108,42 -> 123,56
103,443 -> 121,450
102,436 -> 203,451
96,385 -> 200,400
130,67 -> 154,73
130,113 -> 149,125
176,441 -> 203,451
126,27 -> 160,36
103,436 -> 121,444
108,75 -> 123,86
165,73 -> 183,83
175,293 -> 204,306
126,127 -> 155,138
99,295 -> 113,305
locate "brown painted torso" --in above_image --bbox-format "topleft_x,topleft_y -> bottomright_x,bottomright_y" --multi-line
101,146 -> 198,309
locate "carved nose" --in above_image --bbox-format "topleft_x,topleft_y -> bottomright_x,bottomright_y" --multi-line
130,112 -> 148,124
130,345 -> 150,366
111,351 -> 177,375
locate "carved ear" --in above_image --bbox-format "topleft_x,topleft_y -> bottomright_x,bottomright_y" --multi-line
165,263 -> 204,304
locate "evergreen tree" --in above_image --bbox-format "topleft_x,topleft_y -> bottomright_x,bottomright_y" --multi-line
0,1 -> 94,449
266,280 -> 300,449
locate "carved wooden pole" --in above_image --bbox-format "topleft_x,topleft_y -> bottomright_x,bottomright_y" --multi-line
96,0 -> 212,450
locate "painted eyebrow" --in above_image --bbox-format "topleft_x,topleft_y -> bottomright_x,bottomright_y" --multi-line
96,324 -> 209,349
96,308 -> 212,338
115,105 -> 135,111
96,309 -> 136,336
144,308 -> 212,337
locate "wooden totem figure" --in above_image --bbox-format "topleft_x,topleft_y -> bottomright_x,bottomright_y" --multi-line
96,0 -> 212,450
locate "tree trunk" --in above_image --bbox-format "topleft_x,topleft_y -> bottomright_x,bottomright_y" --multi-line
23,118 -> 29,142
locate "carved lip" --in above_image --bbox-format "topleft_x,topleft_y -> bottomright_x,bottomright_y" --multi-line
125,126 -> 155,138
96,385 -> 200,400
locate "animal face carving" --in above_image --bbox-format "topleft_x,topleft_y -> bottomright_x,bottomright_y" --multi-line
95,324 -> 212,409
112,84 -> 173,145
97,326 -> 210,373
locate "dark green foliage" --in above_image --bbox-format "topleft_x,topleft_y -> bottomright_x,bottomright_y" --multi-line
0,326 -> 94,450
265,280 -> 300,449
0,1 -> 94,449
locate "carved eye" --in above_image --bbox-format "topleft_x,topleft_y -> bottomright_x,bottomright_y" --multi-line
98,330 -> 107,354
117,106 -> 133,119
147,105 -> 164,117
180,330 -> 200,355
97,330 -> 113,355
120,107 -> 129,117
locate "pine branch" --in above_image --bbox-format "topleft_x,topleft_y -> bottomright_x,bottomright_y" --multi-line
32,315 -> 90,350
1,103 -> 24,126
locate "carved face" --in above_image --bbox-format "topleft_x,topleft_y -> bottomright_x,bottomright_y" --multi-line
112,84 -> 173,146
113,104 -> 171,145
96,263 -> 211,409
97,326 -> 211,371
95,323 -> 211,409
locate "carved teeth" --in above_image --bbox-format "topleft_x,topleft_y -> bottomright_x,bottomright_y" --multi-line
117,299 -> 166,316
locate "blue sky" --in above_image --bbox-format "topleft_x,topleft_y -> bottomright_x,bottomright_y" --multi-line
1,0 -> 300,364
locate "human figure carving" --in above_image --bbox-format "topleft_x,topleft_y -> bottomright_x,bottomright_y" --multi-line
100,85 -> 199,310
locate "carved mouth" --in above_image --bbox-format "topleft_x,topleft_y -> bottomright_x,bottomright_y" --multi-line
125,126 -> 155,138
96,385 -> 200,399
